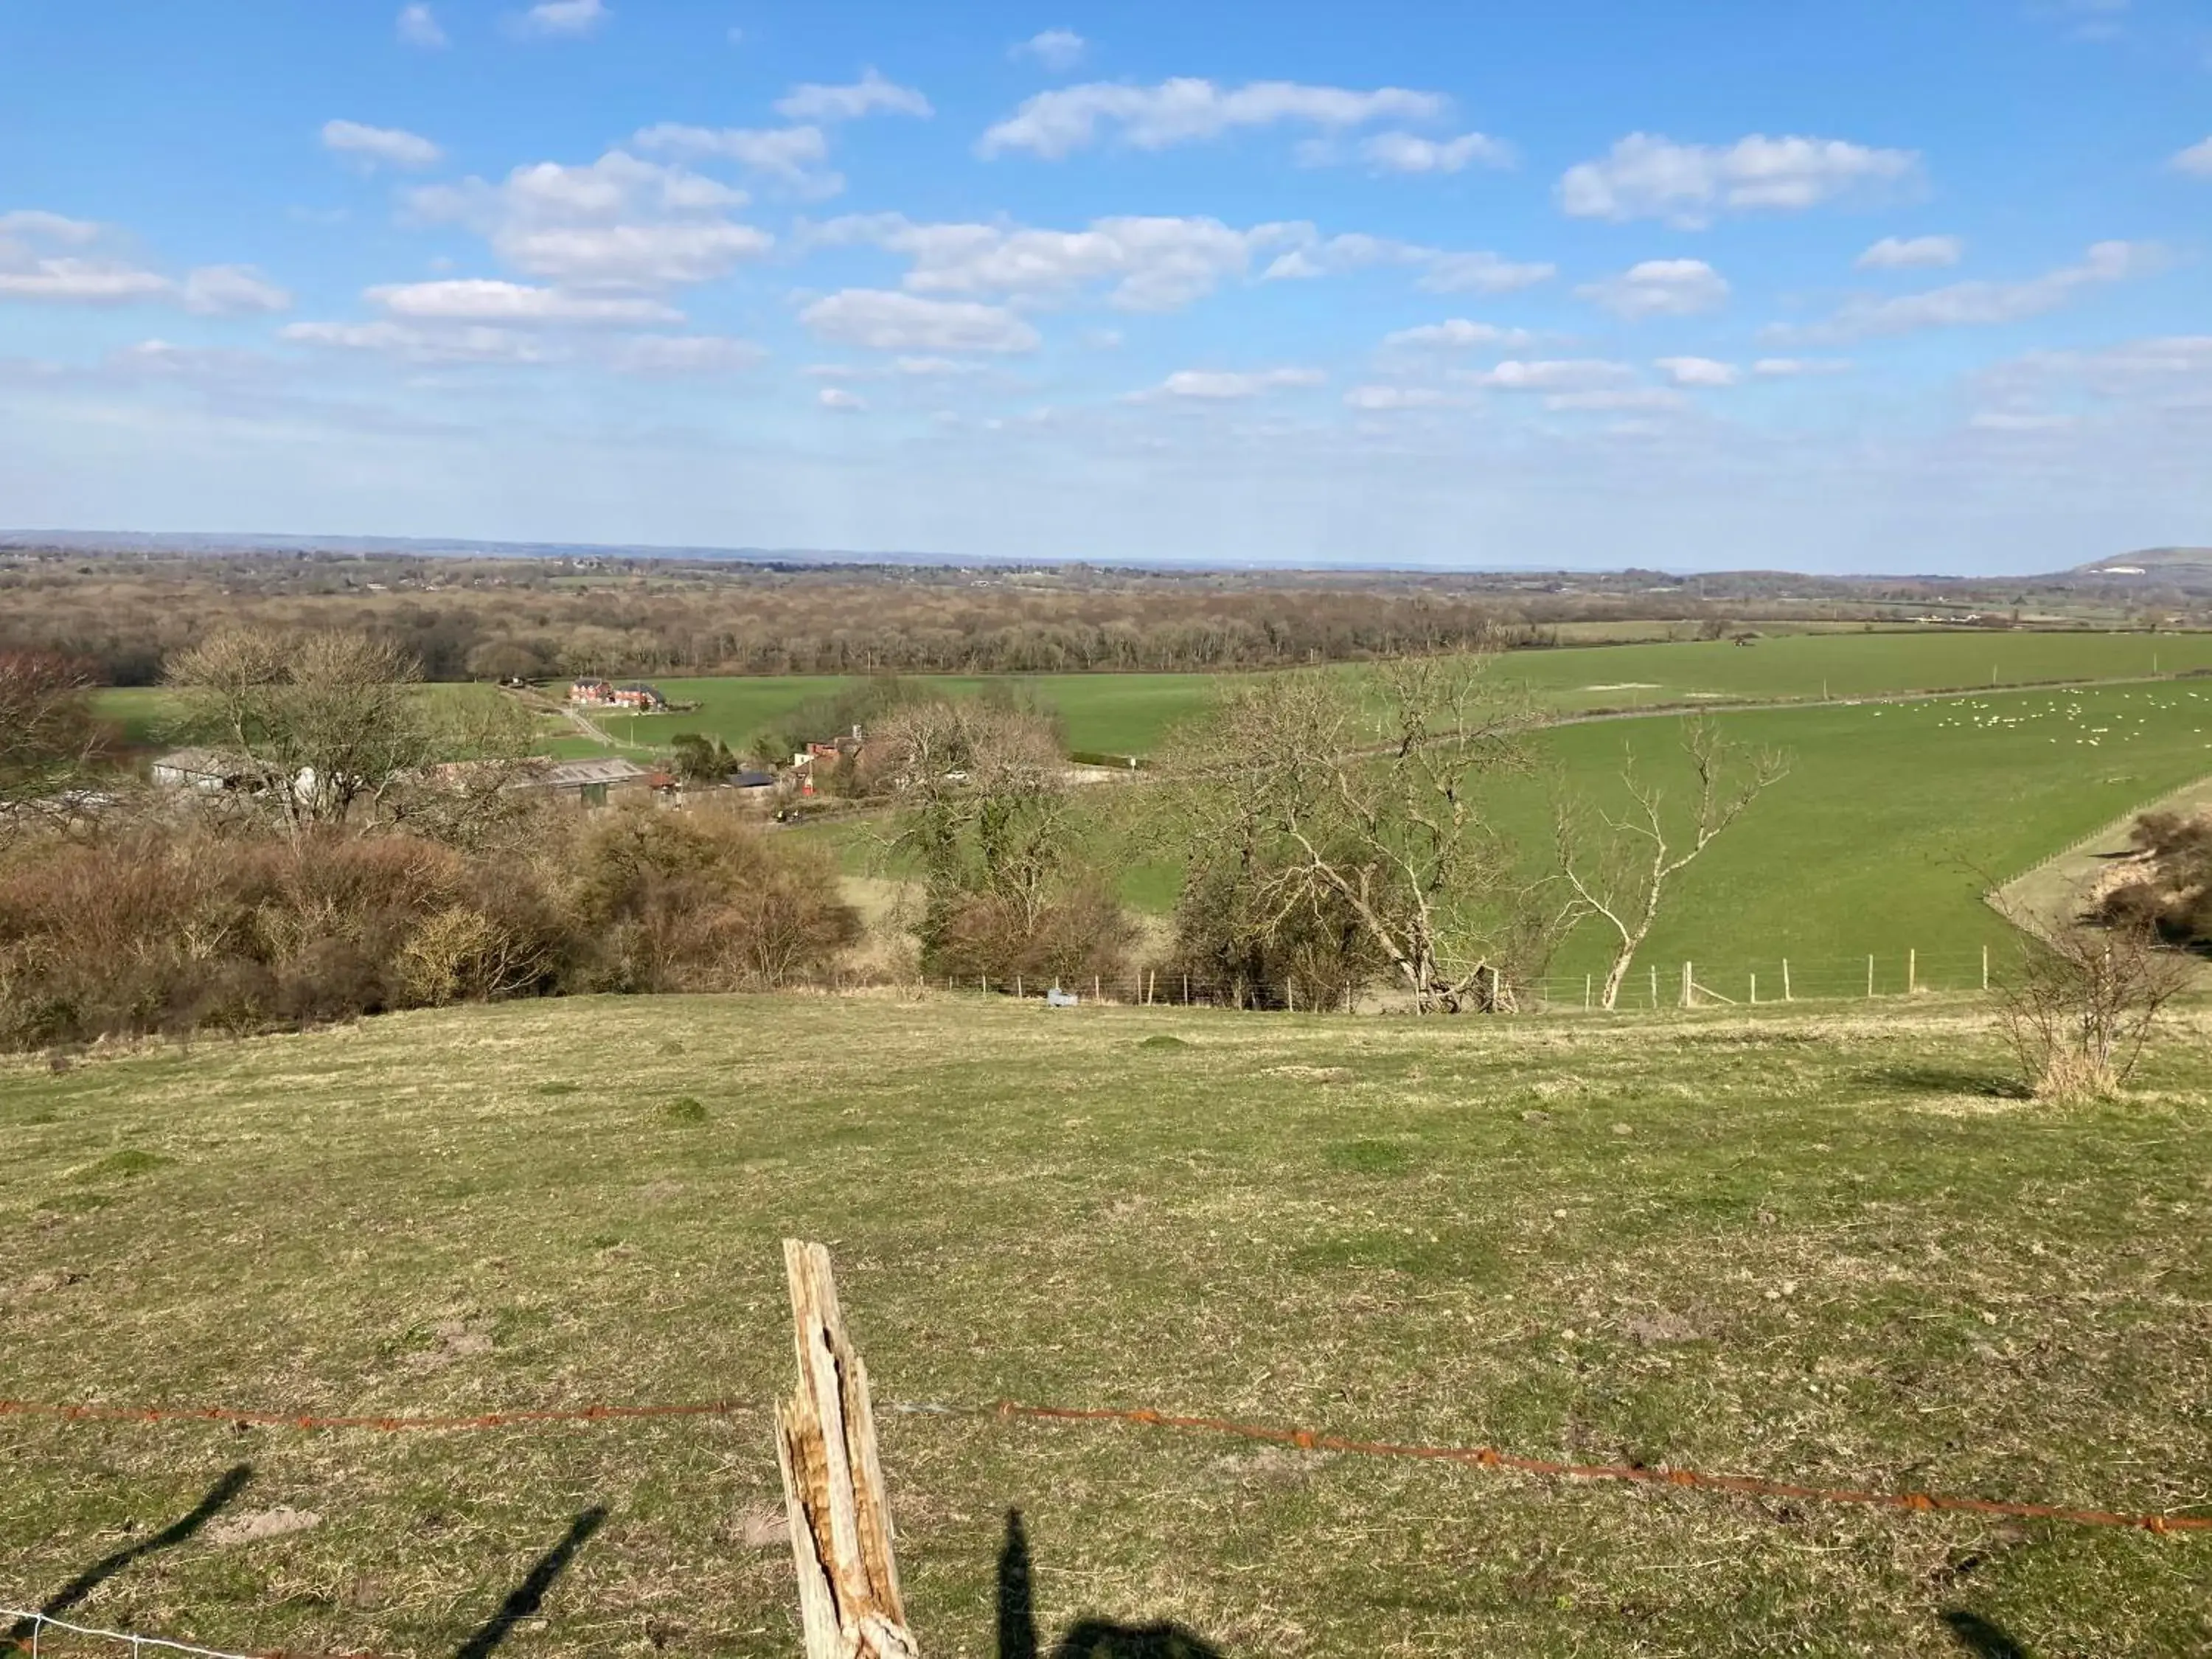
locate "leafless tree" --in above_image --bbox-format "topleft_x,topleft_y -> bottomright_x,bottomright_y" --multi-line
165,629 -> 434,835
1559,718 -> 1788,1009
1171,652 -> 1571,1013
1988,886 -> 2191,1099
0,651 -> 107,833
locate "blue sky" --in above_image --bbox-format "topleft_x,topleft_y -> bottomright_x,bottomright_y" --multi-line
1,0 -> 2208,571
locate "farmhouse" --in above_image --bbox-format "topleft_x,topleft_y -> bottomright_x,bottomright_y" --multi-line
568,680 -> 668,711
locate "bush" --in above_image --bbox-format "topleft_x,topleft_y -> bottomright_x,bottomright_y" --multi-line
0,801 -> 861,1050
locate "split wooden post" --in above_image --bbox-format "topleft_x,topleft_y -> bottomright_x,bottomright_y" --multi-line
774,1239 -> 919,1659
1981,945 -> 1990,992
1908,948 -> 1917,995
1866,955 -> 1874,999
1782,959 -> 1792,1002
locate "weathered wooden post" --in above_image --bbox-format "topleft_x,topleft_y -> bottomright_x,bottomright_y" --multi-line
775,1240 -> 919,1659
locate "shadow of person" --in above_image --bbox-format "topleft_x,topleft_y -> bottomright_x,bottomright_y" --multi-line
4,1463 -> 253,1649
1941,1610 -> 2032,1658
453,1505 -> 608,1659
996,1508 -> 1223,1659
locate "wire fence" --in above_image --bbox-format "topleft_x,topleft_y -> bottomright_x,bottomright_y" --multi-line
931,947 -> 2006,1015
1,1608 -> 389,1659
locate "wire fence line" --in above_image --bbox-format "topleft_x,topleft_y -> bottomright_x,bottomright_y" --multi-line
931,948 -> 2007,1014
0,1608 -> 388,1659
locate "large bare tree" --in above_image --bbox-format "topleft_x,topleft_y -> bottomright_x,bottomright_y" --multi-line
1559,717 -> 1787,1009
0,651 -> 106,830
1169,653 -> 1571,1013
166,629 -> 434,835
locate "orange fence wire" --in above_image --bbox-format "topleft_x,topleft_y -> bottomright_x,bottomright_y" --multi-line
6,1392 -> 2205,1537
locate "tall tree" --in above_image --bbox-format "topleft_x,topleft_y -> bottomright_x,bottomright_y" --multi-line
1559,717 -> 1787,1009
0,651 -> 105,830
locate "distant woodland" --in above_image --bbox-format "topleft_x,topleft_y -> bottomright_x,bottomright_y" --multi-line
0,545 -> 2075,686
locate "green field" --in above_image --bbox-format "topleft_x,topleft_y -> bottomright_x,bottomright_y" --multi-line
4,995 -> 2207,1657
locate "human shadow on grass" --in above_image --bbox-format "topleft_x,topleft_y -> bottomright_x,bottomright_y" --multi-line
4,1463 -> 253,1648
997,1509 -> 1223,1659
1941,1609 -> 2033,1658
453,1505 -> 608,1659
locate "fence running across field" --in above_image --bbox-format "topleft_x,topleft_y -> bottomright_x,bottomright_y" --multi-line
933,947 -> 2003,1013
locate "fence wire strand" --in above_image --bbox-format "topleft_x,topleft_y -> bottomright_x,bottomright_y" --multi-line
7,1392 -> 2204,1537
1,1610 -> 392,1659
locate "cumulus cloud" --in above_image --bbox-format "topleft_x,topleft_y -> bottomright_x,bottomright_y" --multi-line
2174,137 -> 2212,178
321,119 -> 442,170
1344,384 -> 1457,410
515,0 -> 608,38
1543,387 -> 1687,413
608,334 -> 764,375
397,4 -> 448,47
799,288 -> 1040,353
818,386 -> 868,411
1576,259 -> 1730,319
776,69 -> 931,123
1352,131 -> 1513,173
1856,234 -> 1963,271
1417,251 -> 1556,294
0,234 -> 290,315
406,150 -> 771,287
1558,133 -> 1919,228
1133,367 -> 1327,401
1466,359 -> 1635,393
282,319 -> 557,364
1799,240 -> 2164,339
1654,356 -> 1740,388
1382,319 -> 1536,351
367,279 -> 680,324
631,123 -> 840,194
1012,29 -> 1086,72
978,77 -> 1447,159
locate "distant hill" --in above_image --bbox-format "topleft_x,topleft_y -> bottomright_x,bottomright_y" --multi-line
2056,547 -> 2212,588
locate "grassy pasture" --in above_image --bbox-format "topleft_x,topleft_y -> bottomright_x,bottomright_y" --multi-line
2,995 -> 2208,1657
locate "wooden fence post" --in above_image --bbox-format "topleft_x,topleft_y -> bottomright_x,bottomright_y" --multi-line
1782,959 -> 1792,1002
1865,956 -> 1874,999
775,1239 -> 920,1659
1908,948 -> 1917,995
1982,945 -> 1989,992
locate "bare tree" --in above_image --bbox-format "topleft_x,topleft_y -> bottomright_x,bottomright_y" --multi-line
0,651 -> 106,832
1989,886 -> 2191,1100
1170,652 -> 1570,1013
165,630 -> 432,835
1560,717 -> 1787,1009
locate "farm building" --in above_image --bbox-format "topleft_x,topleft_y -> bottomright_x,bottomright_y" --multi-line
568,680 -> 667,711
509,757 -> 655,807
150,747 -> 257,790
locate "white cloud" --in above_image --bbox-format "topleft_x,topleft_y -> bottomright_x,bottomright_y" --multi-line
180,266 -> 293,315
397,4 -> 448,46
1259,232 -> 1427,282
282,319 -> 556,364
1344,384 -> 1456,410
321,119 -> 442,170
0,254 -> 289,315
1856,234 -> 1963,271
1352,131 -> 1513,174
1467,359 -> 1634,392
1012,29 -> 1087,72
102,340 -> 274,383
1971,410 -> 2079,432
406,151 -> 771,287
368,279 -> 680,324
631,123 -> 838,192
1135,367 -> 1327,401
1416,251 -> 1555,294
1559,133 -> 1920,228
0,210 -> 100,246
0,259 -> 176,305
1751,357 -> 1851,377
978,77 -> 1447,159
1803,240 -> 2164,339
799,289 -> 1040,353
515,0 -> 608,38
776,69 -> 931,123
818,386 -> 868,411
1576,258 -> 1729,319
1655,355 -> 1739,388
608,334 -> 764,375
2174,137 -> 2212,178
1382,319 -> 1536,351
1544,387 -> 1687,413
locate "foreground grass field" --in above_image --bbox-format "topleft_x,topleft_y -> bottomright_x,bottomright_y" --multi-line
4,995 -> 2207,1657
